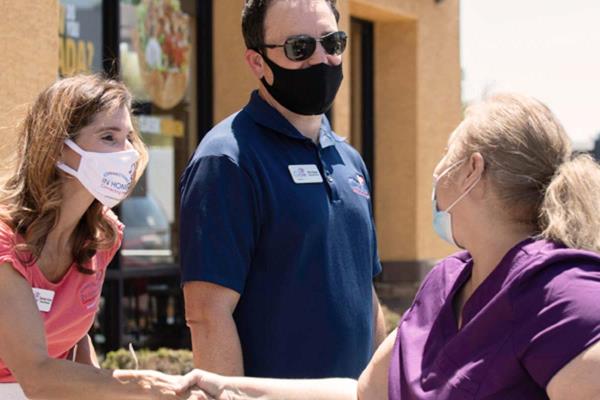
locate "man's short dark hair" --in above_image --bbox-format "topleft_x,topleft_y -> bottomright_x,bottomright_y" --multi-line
242,0 -> 340,50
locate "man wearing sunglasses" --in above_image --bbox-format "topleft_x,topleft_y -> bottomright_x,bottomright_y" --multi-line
180,0 -> 386,381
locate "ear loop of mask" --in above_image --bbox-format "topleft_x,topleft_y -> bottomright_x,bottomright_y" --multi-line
56,140 -> 85,176
433,159 -> 464,200
445,175 -> 482,213
434,158 -> 482,212
63,139 -> 85,155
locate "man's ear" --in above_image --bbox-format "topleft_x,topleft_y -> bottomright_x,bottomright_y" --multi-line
244,49 -> 267,81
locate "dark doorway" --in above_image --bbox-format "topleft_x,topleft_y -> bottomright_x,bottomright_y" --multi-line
350,18 -> 375,201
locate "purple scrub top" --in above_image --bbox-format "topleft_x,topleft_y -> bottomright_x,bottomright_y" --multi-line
388,238 -> 600,399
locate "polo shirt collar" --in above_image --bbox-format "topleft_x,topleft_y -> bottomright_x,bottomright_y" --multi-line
244,90 -> 345,148
318,117 -> 346,149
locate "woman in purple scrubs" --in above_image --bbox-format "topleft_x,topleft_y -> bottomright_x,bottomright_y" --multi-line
171,93 -> 600,399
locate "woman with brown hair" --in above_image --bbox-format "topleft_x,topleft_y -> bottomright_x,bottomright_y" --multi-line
0,75 -> 187,399
176,93 -> 600,399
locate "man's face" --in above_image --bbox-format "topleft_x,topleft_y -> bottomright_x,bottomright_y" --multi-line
262,0 -> 341,82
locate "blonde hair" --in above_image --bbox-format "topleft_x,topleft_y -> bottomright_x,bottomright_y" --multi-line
0,74 -> 148,273
453,93 -> 600,252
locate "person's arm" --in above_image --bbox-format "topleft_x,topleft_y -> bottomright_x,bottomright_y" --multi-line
0,263 -> 184,400
546,340 -> 600,399
179,156 -> 261,376
178,330 -> 399,400
70,334 -> 100,367
184,281 -> 244,376
358,329 -> 396,400
183,373 -> 356,400
372,285 -> 386,350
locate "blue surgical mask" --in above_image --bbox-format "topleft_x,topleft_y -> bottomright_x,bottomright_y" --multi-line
432,159 -> 480,247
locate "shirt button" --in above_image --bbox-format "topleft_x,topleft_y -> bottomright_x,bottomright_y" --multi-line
327,177 -> 334,183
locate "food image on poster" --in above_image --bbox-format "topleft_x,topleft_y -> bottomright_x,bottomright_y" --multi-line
133,0 -> 190,109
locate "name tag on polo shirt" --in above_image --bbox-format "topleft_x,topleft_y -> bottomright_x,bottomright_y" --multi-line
32,288 -> 55,313
288,164 -> 323,184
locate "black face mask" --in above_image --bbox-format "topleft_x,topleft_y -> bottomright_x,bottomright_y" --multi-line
260,54 -> 343,116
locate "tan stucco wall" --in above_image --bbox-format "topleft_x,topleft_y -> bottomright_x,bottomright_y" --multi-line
212,2 -> 256,122
0,0 -> 59,181
332,1 -> 351,138
413,0 -> 462,260
350,0 -> 461,262
211,0 -> 461,264
374,19 -> 419,260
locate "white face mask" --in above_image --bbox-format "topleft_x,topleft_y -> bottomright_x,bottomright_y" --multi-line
432,159 -> 480,247
57,139 -> 140,208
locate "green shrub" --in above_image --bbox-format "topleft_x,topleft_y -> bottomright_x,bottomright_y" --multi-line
100,310 -> 403,375
101,348 -> 193,375
382,304 -> 401,334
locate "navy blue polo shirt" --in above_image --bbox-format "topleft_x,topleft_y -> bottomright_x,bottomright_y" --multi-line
179,91 -> 382,379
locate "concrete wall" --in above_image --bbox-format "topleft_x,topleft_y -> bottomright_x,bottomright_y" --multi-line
0,0 -> 59,182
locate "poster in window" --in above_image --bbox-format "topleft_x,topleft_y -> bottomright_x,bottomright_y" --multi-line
131,0 -> 191,110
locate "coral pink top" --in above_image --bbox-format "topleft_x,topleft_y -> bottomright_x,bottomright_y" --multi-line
0,210 -> 123,383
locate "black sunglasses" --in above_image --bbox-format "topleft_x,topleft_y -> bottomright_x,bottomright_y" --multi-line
261,31 -> 348,61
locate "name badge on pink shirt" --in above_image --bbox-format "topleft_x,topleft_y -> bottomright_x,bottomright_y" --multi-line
32,288 -> 55,312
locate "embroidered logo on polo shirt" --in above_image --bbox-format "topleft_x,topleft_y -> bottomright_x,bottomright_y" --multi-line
348,174 -> 370,199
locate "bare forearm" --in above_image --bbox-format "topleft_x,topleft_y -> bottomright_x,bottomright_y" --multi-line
199,375 -> 358,400
189,315 -> 244,376
19,359 -> 175,400
373,292 -> 387,350
374,307 -> 386,349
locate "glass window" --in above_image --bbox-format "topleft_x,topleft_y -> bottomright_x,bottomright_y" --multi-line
59,0 -> 103,76
90,0 -> 196,351
119,0 -> 194,270
57,0 -> 198,351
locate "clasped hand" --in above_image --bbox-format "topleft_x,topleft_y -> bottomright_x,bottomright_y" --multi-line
113,369 -> 235,400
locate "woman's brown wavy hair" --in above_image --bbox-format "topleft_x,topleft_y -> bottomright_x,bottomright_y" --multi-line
0,74 -> 148,273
